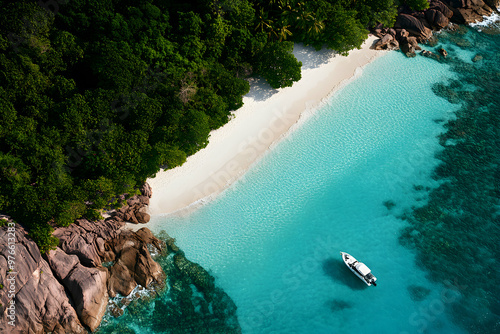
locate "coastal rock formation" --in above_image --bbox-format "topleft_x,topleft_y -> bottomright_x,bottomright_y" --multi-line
53,184 -> 154,267
107,228 -> 165,297
442,0 -> 494,23
372,0 -> 496,58
373,34 -> 400,50
394,14 -> 433,41
439,48 -> 449,57
420,50 -> 442,61
112,186 -> 152,225
425,9 -> 451,29
113,232 -> 242,334
483,0 -> 500,10
0,182 -> 167,333
430,0 -> 455,18
64,265 -> 108,332
46,248 -> 108,332
54,218 -> 123,267
0,222 -> 85,334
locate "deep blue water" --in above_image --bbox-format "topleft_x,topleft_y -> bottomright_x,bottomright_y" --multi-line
98,22 -> 500,334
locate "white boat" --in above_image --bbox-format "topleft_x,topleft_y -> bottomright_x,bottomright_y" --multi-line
340,252 -> 377,286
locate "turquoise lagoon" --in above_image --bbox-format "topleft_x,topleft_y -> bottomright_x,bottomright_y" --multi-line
98,26 -> 499,334
148,52 -> 463,334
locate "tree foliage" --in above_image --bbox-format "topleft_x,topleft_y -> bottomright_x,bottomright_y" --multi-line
402,0 -> 430,11
0,0 -> 400,252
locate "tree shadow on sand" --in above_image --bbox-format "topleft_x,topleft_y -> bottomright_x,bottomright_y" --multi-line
322,258 -> 368,291
292,43 -> 337,70
245,76 -> 279,102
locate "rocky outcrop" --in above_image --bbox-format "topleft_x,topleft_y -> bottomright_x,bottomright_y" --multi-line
63,265 -> 108,332
483,0 -> 500,10
46,248 -> 108,332
430,0 -> 455,18
373,34 -> 400,50
441,0 -> 494,23
425,9 -> 451,29
53,185 -> 153,267
0,182 -> 165,333
54,218 -> 123,267
372,0 -> 496,58
438,48 -> 449,57
106,228 -> 165,297
0,221 -> 85,334
394,14 -> 434,41
400,36 -> 421,57
112,185 -> 152,225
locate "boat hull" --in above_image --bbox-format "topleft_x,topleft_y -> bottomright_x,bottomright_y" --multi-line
340,252 -> 377,286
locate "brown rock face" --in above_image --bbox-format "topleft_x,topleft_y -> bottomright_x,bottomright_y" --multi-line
108,260 -> 137,297
431,0 -> 455,18
0,224 -> 85,334
54,218 -> 124,267
0,183 -> 159,332
140,183 -> 153,198
396,29 -> 410,40
443,0 -> 494,23
136,211 -> 151,224
483,0 -> 500,10
373,34 -> 400,50
457,7 -> 486,22
106,228 -> 165,298
400,39 -> 416,57
426,9 -> 451,29
63,265 -> 108,332
406,36 -> 422,50
46,247 -> 80,281
395,14 -> 433,41
113,191 -> 151,225
46,247 -> 109,331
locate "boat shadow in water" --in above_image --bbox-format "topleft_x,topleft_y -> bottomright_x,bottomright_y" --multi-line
322,258 -> 368,290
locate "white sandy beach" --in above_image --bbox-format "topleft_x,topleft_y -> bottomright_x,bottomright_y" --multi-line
147,35 -> 384,216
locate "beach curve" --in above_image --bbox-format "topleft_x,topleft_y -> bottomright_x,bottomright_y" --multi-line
146,35 -> 385,217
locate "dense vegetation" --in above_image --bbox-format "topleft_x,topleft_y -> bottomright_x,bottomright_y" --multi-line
0,0 -> 423,252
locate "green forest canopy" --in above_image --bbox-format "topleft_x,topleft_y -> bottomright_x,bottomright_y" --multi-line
0,0 -> 424,252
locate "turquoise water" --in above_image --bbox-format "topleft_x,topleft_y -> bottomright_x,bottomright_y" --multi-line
149,52 -> 461,334
98,25 -> 500,334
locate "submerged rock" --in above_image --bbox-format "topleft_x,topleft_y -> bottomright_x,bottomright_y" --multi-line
398,27 -> 500,333
421,50 -> 442,61
407,285 -> 431,301
472,54 -> 483,62
327,299 -> 353,312
438,48 -> 449,57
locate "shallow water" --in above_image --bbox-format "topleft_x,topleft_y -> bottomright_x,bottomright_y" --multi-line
98,24 -> 499,334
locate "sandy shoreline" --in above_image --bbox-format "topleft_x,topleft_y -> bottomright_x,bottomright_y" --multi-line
146,35 -> 385,217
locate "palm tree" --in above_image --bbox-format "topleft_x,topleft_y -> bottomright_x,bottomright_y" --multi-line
277,24 -> 292,41
307,14 -> 325,36
255,8 -> 278,40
